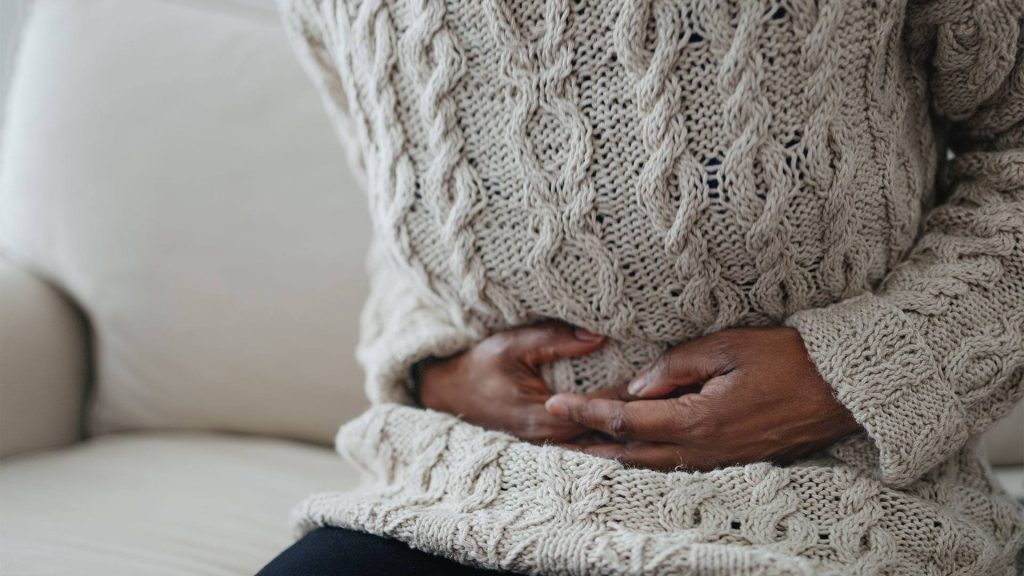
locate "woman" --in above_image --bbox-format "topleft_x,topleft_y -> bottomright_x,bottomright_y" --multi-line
261,0 -> 1024,574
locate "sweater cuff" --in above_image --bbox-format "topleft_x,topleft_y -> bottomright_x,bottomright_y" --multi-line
784,293 -> 969,487
356,320 -> 479,406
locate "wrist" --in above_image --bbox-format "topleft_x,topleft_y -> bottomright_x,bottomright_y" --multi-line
412,345 -> 474,414
412,355 -> 449,412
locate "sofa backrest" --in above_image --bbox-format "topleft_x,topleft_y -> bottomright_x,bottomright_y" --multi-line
0,0 -> 371,445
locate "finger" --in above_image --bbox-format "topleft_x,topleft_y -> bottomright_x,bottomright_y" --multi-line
503,320 -> 606,367
517,404 -> 590,444
544,394 -> 690,443
580,382 -> 704,401
580,384 -> 635,401
560,441 -> 701,472
627,332 -> 736,398
558,431 -> 609,447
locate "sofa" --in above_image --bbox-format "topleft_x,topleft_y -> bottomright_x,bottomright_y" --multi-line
0,1 -> 1021,574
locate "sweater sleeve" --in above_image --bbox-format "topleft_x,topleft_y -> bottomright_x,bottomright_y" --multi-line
355,233 -> 484,405
279,0 -> 483,405
278,0 -> 367,189
784,1 -> 1024,488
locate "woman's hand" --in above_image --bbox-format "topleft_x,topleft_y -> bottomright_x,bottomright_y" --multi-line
544,327 -> 864,471
416,319 -> 607,443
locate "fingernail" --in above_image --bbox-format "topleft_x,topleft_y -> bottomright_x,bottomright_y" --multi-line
545,395 -> 568,417
627,378 -> 647,396
573,326 -> 604,341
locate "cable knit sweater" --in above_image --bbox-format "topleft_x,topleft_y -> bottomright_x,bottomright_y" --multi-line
279,0 -> 1024,573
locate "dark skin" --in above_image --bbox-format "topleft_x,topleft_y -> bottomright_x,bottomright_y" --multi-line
418,320 -> 864,472
416,319 -> 608,443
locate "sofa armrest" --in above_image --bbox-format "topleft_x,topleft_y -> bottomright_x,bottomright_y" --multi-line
0,256 -> 89,458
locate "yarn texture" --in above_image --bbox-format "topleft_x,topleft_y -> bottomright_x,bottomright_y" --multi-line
279,0 -> 1024,573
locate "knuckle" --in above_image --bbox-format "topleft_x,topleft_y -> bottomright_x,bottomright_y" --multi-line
606,407 -> 631,440
689,418 -> 714,441
676,398 -> 714,440
708,332 -> 740,368
482,332 -> 515,359
535,344 -> 558,362
710,332 -> 735,357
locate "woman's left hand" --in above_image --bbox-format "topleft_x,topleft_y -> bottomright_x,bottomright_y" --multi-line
544,327 -> 864,472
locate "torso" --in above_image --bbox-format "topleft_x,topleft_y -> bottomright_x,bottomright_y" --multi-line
341,0 -> 941,390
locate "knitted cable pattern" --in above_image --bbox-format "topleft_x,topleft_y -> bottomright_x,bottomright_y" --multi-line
280,0 -> 1024,573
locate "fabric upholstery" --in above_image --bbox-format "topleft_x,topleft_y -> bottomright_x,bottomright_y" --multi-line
0,256 -> 87,458
0,0 -> 371,444
0,434 -> 358,576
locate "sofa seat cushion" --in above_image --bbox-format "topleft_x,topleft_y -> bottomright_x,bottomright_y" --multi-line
0,435 -> 1020,576
0,434 -> 357,576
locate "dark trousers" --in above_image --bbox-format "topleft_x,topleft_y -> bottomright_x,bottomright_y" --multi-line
257,527 -> 519,576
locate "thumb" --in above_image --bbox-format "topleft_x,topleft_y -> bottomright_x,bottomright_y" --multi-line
504,320 -> 606,368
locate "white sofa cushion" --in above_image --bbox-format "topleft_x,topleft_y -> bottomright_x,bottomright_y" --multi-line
0,0 -> 371,444
0,434 -> 358,576
1,435 -> 1018,576
0,256 -> 88,457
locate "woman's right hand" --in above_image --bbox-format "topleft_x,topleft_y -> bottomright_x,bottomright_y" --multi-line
415,319 -> 607,444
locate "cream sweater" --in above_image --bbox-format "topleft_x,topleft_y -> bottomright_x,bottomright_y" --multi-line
279,0 -> 1024,573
